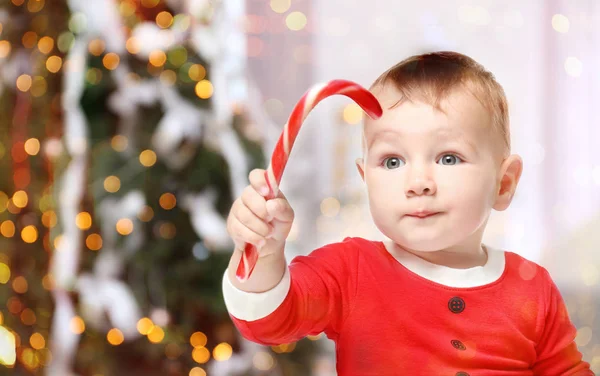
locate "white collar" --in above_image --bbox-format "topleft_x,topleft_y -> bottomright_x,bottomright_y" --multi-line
382,240 -> 506,288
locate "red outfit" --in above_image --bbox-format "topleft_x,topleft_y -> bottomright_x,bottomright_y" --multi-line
222,237 -> 593,375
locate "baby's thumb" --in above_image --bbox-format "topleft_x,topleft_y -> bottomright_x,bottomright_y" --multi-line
265,198 -> 294,240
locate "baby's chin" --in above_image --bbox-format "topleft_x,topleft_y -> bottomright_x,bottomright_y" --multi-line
386,233 -> 459,253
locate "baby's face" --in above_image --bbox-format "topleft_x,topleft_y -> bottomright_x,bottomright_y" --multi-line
358,85 -> 503,252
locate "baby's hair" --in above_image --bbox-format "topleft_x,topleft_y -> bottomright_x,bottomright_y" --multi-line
365,51 -> 510,157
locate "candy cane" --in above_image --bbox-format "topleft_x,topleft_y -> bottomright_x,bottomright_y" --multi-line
235,79 -> 383,282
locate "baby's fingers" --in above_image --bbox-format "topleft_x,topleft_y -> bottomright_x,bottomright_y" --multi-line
232,204 -> 272,246
249,169 -> 270,197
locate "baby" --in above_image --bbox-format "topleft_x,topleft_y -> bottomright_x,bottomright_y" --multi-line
222,51 -> 594,375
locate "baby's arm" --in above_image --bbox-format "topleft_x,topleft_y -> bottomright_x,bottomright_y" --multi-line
222,239 -> 358,345
532,269 -> 594,375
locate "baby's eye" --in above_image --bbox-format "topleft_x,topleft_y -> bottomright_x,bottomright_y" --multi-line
438,154 -> 462,165
383,157 -> 404,169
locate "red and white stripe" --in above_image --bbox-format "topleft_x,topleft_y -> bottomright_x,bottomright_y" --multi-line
236,79 -> 382,282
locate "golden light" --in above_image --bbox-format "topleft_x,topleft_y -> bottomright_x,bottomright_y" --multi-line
552,14 -> 570,33
343,103 -> 363,124
53,234 -> 63,250
12,190 -> 28,208
189,367 -> 207,376
75,212 -> 92,230
139,149 -> 157,167
41,274 -> 54,290
85,234 -> 103,251
111,134 -> 128,151
0,192 -> 7,212
69,316 -> 85,334
20,308 -> 36,326
0,41 -> 11,58
213,343 -> 233,361
192,347 -> 210,364
159,223 -> 176,239
141,0 -> 160,7
190,332 -> 207,348
156,11 -> 174,28
107,328 -> 124,345
46,56 -> 62,73
41,210 -> 57,228
188,64 -> 206,81
138,206 -> 154,222
22,31 -> 38,48
159,193 -> 176,210
253,351 -> 275,371
20,348 -> 39,369
126,37 -> 141,54
24,138 -> 41,155
12,0 -> 25,5
286,11 -> 307,31
16,74 -> 33,92
104,175 -> 121,193
149,50 -> 167,67
195,80 -> 213,99
88,39 -> 105,56
103,52 -> 120,70
119,0 -> 136,17
270,0 -> 291,14
27,0 -> 45,13
147,326 -> 164,343
21,225 -> 38,244
0,311 -> 3,325
37,36 -> 54,54
136,317 -> 154,335
0,221 -> 15,238
0,263 -> 10,284
12,276 -> 28,294
116,218 -> 134,235
0,326 -> 16,366
29,333 -> 45,350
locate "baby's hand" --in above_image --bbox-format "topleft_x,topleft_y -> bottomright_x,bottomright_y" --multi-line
227,169 -> 294,258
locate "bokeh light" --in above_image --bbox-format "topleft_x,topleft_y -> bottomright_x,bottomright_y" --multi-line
107,328 -> 124,345
116,218 -> 134,235
85,234 -> 103,251
552,14 -> 570,33
69,316 -> 85,334
195,80 -> 213,99
270,0 -> 291,14
139,150 -> 157,167
75,212 -> 92,230
213,343 -> 233,361
286,11 -> 307,31
104,176 -> 121,193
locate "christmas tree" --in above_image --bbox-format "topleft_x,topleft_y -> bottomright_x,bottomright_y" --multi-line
0,0 -> 320,375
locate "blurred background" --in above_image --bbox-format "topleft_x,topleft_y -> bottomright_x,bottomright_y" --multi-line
0,0 -> 598,375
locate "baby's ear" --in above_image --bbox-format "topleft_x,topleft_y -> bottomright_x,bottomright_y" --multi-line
355,158 -> 365,181
493,155 -> 523,211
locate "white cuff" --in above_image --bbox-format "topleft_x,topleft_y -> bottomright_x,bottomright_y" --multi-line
222,266 -> 291,321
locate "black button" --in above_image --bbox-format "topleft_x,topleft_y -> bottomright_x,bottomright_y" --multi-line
448,297 -> 465,313
451,339 -> 466,350
456,372 -> 470,376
